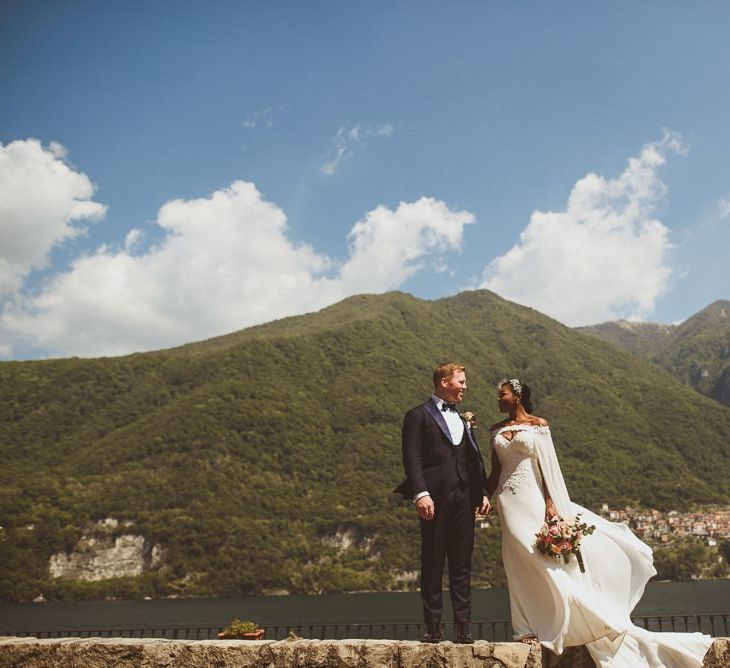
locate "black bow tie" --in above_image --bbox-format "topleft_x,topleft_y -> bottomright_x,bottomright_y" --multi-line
442,403 -> 457,412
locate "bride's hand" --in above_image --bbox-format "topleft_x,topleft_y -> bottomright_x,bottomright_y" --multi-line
476,495 -> 491,516
545,498 -> 558,520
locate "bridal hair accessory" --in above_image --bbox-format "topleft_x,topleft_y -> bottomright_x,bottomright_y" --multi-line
508,378 -> 522,396
461,410 -> 477,429
535,514 -> 596,573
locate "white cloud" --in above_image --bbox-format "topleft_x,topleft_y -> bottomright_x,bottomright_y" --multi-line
242,105 -> 285,129
717,196 -> 730,219
479,131 -> 685,326
321,123 -> 394,175
1,180 -> 472,358
340,198 -> 470,290
124,228 -> 144,252
0,139 -> 106,296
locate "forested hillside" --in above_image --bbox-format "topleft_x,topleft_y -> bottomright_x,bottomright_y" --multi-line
579,300 -> 730,406
575,321 -> 675,358
653,301 -> 730,406
2,290 -> 730,602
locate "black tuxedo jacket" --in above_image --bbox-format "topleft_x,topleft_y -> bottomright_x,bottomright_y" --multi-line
395,399 -> 492,508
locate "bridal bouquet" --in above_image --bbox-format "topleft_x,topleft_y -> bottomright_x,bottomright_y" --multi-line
535,514 -> 596,573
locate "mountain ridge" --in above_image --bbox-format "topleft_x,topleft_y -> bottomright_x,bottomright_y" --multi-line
579,300 -> 730,405
1,290 -> 729,602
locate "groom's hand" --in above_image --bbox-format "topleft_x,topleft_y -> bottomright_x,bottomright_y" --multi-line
415,495 -> 435,520
476,496 -> 491,515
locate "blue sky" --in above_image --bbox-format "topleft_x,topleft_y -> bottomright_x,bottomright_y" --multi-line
1,1 -> 729,358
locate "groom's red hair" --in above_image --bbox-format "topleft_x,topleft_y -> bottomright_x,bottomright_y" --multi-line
432,363 -> 466,388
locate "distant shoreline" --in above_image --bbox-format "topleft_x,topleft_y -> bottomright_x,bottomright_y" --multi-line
2,581 -> 729,636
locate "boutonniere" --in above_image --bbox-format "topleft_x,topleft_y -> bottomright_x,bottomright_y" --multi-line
461,411 -> 477,430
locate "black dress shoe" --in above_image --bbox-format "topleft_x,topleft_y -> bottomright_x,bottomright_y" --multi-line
455,624 -> 475,644
420,625 -> 443,643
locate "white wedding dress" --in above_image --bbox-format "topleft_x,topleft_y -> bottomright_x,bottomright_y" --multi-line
491,424 -> 713,668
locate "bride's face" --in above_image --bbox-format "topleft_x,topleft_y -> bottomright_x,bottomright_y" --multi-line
497,384 -> 517,413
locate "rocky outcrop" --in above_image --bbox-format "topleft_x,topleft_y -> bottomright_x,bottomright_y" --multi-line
48,518 -> 162,581
1,637 -> 727,667
320,527 -> 376,554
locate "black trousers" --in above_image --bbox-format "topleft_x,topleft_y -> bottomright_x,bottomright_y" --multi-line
419,483 -> 475,626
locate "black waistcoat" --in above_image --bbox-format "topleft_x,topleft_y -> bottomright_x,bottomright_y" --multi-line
452,428 -> 469,487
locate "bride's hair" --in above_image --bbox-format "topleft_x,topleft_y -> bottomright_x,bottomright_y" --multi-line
500,378 -> 534,413
519,383 -> 534,413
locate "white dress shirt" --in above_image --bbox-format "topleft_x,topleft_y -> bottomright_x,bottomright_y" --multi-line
432,394 -> 465,445
414,396 -> 465,502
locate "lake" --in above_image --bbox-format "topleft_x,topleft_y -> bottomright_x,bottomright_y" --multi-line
1,581 -> 729,634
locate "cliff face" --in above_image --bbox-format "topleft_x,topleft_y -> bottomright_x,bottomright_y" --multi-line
49,519 -> 162,582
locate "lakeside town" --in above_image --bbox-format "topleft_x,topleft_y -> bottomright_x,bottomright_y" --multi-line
475,505 -> 730,545
474,503 -> 730,580
596,504 -> 730,547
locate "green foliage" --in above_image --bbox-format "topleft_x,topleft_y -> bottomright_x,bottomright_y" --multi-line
576,321 -> 674,359
580,300 -> 730,406
42,573 -> 170,602
652,537 -> 726,580
1,290 -> 730,602
653,300 -> 730,406
220,618 -> 259,637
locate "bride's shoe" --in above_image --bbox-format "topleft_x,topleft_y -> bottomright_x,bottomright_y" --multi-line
518,634 -> 538,643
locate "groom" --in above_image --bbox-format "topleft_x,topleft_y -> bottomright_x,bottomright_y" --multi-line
396,363 -> 492,644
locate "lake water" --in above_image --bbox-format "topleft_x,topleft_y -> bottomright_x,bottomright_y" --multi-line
1,581 -> 729,633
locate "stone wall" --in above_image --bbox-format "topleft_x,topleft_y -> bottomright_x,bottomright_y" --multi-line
0,637 -> 727,667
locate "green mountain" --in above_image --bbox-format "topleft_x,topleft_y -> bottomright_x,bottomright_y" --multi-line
579,300 -> 730,406
653,301 -> 730,406
1,290 -> 730,603
575,321 -> 675,359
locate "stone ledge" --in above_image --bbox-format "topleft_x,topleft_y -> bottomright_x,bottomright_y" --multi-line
0,636 -> 727,667
0,637 -> 540,668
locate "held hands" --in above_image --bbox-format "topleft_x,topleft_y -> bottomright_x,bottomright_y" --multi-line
476,495 -> 491,516
415,495 -> 435,520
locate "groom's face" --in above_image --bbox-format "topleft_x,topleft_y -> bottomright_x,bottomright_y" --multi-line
440,370 -> 467,403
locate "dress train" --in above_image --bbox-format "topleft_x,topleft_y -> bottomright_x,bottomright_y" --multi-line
492,424 -> 712,668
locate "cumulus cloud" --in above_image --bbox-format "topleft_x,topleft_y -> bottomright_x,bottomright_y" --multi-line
340,198 -> 470,290
321,123 -> 394,175
1,181 -> 472,358
0,139 -> 107,296
479,132 -> 685,326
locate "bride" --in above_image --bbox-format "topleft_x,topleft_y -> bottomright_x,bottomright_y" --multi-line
488,378 -> 713,668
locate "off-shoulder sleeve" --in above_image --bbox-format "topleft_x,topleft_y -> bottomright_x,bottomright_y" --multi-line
534,427 -> 573,519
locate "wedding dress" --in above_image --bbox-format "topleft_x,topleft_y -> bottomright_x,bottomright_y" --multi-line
491,424 -> 713,668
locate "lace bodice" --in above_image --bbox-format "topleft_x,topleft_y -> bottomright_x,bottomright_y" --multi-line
492,425 -> 550,496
